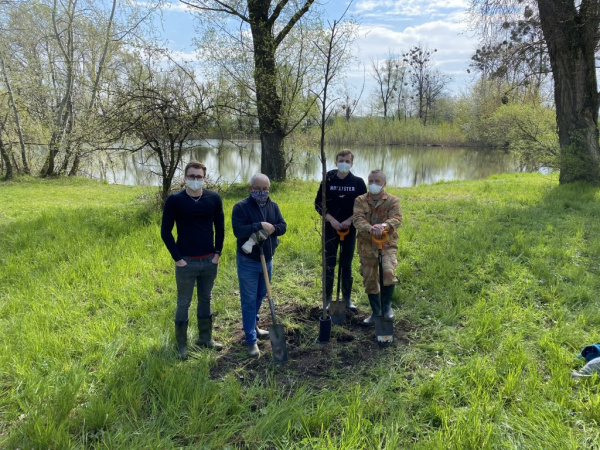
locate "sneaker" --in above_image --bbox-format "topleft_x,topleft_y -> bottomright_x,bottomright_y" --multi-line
363,315 -> 375,325
248,342 -> 260,357
255,325 -> 269,340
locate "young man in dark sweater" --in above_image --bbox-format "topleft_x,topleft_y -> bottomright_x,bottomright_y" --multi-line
314,149 -> 367,310
161,161 -> 225,359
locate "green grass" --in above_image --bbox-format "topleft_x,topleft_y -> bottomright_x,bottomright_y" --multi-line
1,173 -> 600,448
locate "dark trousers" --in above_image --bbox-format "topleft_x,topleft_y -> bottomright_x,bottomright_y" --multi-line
324,224 -> 356,300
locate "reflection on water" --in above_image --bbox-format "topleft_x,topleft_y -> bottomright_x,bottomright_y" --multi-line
88,139 -> 524,188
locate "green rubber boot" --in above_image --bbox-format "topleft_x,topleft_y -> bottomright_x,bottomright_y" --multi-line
363,293 -> 381,325
196,315 -> 223,351
342,277 -> 357,311
381,285 -> 395,320
175,321 -> 188,360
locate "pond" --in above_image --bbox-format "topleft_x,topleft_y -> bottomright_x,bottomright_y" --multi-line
89,139 -> 526,188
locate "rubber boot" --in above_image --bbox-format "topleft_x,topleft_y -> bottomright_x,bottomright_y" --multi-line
381,285 -> 395,320
175,321 -> 188,360
196,315 -> 223,351
363,293 -> 381,325
342,277 -> 357,311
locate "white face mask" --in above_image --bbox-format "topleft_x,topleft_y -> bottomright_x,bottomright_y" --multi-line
186,179 -> 204,191
369,183 -> 383,195
337,162 -> 351,174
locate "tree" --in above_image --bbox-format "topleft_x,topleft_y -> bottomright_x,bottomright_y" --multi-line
181,0 -> 317,181
310,8 -> 355,337
469,0 -> 600,184
403,45 -> 450,125
370,52 -> 405,119
113,52 -> 214,203
0,0 -> 158,177
470,5 -> 552,105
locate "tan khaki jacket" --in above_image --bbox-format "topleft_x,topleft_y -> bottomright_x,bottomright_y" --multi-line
353,191 -> 402,258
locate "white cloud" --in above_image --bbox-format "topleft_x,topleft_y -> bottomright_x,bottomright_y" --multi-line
353,0 -> 470,18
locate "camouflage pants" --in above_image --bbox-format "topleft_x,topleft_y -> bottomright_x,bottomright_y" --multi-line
358,252 -> 398,294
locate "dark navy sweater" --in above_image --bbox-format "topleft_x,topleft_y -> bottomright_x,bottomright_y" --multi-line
232,195 -> 286,262
161,189 -> 225,262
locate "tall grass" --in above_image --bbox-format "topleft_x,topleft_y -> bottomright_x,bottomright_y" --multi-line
1,173 -> 600,448
299,116 -> 468,147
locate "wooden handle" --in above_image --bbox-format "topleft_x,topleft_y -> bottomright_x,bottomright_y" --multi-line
259,252 -> 272,299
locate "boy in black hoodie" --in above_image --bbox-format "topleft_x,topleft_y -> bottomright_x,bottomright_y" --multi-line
314,149 -> 367,310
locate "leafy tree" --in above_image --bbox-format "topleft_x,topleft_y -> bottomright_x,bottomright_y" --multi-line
0,0 -> 159,177
487,103 -> 559,169
469,0 -> 600,184
181,0 -> 318,181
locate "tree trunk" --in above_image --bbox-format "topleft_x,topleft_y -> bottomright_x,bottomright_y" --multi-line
0,56 -> 29,174
249,2 -> 287,181
0,133 -> 13,180
538,0 -> 600,184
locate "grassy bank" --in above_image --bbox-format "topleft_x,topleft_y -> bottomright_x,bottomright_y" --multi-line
1,173 -> 600,448
297,116 -> 468,147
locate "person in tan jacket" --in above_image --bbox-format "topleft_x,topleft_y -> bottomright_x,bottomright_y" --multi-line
353,170 -> 402,324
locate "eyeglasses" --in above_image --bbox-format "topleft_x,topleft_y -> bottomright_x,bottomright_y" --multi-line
250,186 -> 269,192
187,175 -> 204,180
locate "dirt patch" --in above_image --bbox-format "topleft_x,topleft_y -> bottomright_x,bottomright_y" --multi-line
208,304 -> 411,389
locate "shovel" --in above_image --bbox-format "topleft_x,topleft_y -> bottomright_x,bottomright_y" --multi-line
259,243 -> 288,363
373,232 -> 393,344
330,228 -> 349,325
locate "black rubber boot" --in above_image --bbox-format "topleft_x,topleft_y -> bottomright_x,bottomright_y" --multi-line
196,315 -> 223,351
363,293 -> 381,325
342,277 -> 357,311
381,285 -> 395,320
175,321 -> 188,360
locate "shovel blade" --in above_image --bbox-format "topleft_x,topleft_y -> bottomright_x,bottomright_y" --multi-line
330,300 -> 346,325
374,316 -> 394,343
268,324 -> 288,363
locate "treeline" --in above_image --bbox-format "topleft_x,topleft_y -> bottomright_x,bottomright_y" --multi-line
0,0 -> 559,191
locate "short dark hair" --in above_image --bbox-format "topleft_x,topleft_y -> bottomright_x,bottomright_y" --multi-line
369,169 -> 386,182
336,149 -> 354,163
184,160 -> 206,177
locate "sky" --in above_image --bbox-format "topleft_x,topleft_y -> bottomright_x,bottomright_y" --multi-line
157,0 -> 479,103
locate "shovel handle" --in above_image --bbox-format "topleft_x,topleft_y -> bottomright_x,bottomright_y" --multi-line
337,228 -> 349,241
371,230 -> 388,249
259,249 -> 272,300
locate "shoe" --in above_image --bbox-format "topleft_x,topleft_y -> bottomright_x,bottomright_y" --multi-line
255,325 -> 269,340
248,342 -> 260,357
363,315 -> 375,325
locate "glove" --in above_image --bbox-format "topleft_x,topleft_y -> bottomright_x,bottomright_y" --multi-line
241,230 -> 269,254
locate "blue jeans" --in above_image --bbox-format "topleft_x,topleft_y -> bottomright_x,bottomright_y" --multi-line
174,256 -> 218,323
237,253 -> 272,345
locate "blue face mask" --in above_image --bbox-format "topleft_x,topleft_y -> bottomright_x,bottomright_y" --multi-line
251,190 -> 269,205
